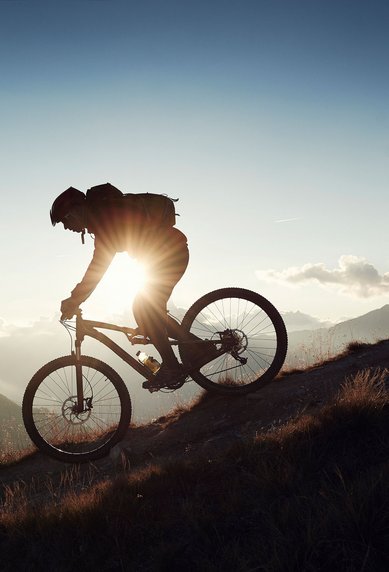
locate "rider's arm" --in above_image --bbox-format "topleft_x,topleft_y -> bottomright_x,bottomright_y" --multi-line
70,236 -> 115,305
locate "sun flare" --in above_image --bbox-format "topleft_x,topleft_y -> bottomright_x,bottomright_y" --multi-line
84,253 -> 147,319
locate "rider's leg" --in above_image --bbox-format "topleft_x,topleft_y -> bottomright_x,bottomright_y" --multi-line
165,313 -> 195,341
133,292 -> 179,367
132,234 -> 189,370
134,292 -> 220,371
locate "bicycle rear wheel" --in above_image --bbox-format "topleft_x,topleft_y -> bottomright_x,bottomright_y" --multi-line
22,355 -> 131,463
179,288 -> 287,394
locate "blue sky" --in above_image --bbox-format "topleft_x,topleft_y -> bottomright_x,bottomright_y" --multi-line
1,0 -> 389,327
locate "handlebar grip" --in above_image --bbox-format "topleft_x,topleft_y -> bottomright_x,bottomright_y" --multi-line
60,308 -> 82,321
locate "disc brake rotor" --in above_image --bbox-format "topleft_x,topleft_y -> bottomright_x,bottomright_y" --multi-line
62,397 -> 92,425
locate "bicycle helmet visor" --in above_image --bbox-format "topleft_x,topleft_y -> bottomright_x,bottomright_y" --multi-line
50,187 -> 86,226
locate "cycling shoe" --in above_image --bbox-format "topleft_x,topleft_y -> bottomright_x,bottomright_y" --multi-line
142,364 -> 188,392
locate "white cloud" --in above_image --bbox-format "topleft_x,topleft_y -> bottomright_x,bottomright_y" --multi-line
274,217 -> 300,223
257,255 -> 389,298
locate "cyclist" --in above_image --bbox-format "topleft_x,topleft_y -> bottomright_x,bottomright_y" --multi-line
50,184 -> 189,387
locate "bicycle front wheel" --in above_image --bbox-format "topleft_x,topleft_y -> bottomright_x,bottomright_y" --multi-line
179,288 -> 288,394
22,355 -> 132,463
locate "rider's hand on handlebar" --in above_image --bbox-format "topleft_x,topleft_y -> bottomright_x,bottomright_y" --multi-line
60,297 -> 79,320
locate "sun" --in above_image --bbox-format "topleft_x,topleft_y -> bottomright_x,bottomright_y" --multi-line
84,253 -> 147,319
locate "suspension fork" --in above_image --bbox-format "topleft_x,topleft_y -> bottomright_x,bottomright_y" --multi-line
74,313 -> 85,413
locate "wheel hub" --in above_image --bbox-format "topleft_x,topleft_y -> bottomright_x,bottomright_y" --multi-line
220,329 -> 248,354
62,396 -> 92,424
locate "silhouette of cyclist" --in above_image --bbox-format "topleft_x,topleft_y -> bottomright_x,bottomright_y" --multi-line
50,184 -> 189,388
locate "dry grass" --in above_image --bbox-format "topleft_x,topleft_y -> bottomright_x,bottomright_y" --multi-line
282,337 -> 387,379
1,369 -> 389,570
0,419 -> 35,466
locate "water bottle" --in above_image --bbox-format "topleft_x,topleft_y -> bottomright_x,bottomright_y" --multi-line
136,351 -> 161,374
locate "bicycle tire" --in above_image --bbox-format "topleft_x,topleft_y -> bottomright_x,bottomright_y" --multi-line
179,287 -> 287,395
22,355 -> 131,463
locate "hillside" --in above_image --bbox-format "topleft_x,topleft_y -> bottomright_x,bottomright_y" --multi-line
0,393 -> 21,422
2,339 -> 389,489
1,339 -> 389,570
286,304 -> 389,369
0,393 -> 31,459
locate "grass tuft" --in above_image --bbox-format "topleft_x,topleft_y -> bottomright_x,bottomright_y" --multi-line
346,340 -> 374,354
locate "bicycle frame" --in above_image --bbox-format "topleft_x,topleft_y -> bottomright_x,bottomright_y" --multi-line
69,311 -> 168,411
67,309 -> 230,411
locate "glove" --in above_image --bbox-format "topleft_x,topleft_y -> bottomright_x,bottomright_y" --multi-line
60,297 -> 79,320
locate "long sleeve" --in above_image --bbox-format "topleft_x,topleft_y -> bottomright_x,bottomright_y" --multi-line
71,236 -> 115,303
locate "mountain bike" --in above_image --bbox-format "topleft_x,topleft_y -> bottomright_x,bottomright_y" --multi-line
22,287 -> 287,463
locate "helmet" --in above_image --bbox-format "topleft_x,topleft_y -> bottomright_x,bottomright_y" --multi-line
50,187 -> 86,226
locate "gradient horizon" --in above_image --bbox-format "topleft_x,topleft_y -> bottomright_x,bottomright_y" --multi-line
1,0 -> 388,326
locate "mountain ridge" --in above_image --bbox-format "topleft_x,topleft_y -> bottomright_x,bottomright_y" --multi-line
286,303 -> 389,369
0,393 -> 22,421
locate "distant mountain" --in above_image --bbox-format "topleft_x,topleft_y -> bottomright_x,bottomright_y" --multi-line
0,394 -> 30,453
282,310 -> 334,332
286,305 -> 389,369
0,393 -> 22,422
330,304 -> 389,344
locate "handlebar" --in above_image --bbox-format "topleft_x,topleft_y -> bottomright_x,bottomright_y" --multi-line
60,308 -> 82,322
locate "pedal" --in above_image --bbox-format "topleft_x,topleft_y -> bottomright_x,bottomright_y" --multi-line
142,380 -> 160,393
142,374 -> 188,393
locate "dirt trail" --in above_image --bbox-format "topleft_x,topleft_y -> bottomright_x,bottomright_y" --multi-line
1,340 -> 389,503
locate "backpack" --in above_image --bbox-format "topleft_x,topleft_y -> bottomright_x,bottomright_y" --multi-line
86,183 -> 178,227
86,182 -> 123,202
125,193 -> 177,227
